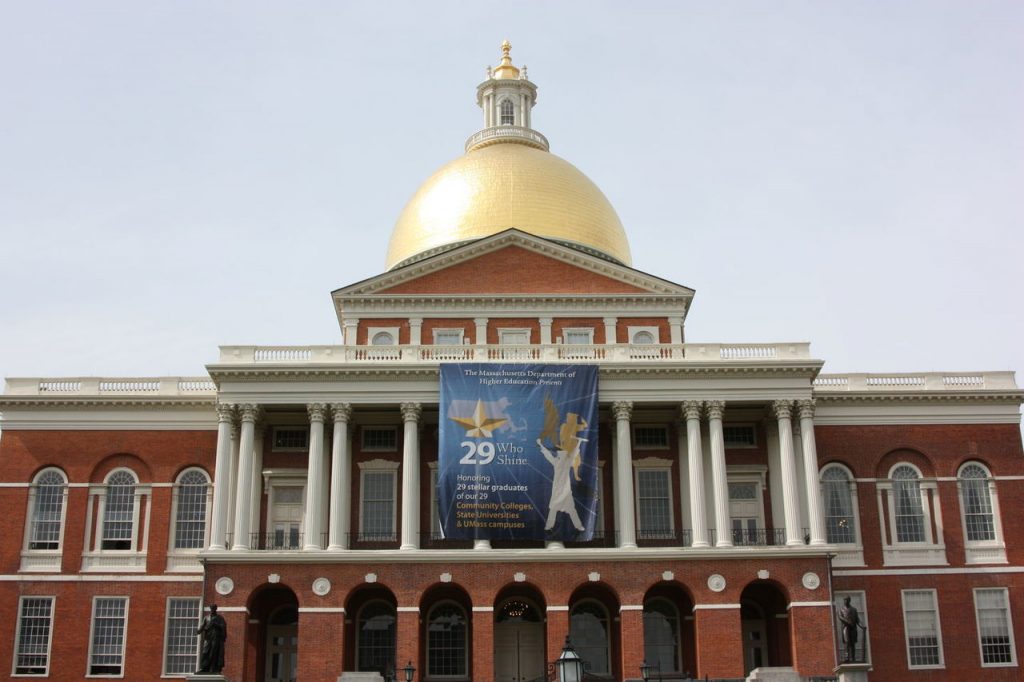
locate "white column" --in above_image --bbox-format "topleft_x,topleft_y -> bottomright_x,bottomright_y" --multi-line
669,316 -> 684,345
231,404 -> 259,550
225,422 -> 240,544
328,403 -> 352,550
209,404 -> 235,550
400,402 -> 422,550
603,317 -> 618,345
303,404 -> 327,550
342,319 -> 359,346
248,421 -> 264,546
539,317 -> 553,345
683,401 -> 710,548
706,401 -> 731,547
774,400 -> 803,546
409,318 -> 423,346
798,400 -> 827,545
612,401 -> 637,549
474,318 -> 488,344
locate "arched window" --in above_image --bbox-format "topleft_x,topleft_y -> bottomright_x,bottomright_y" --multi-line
632,331 -> 655,345
371,332 -> 395,346
27,469 -> 67,551
821,465 -> 856,544
570,600 -> 609,675
500,99 -> 514,125
102,470 -> 138,550
357,601 -> 396,674
426,602 -> 467,678
172,469 -> 209,550
643,598 -> 680,673
958,463 -> 995,542
891,465 -> 925,543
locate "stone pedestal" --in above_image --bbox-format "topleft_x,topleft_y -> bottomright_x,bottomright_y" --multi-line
746,667 -> 800,681
834,662 -> 871,682
186,675 -> 230,682
338,673 -> 384,682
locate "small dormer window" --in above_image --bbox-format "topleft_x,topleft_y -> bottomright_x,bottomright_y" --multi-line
500,99 -> 514,125
371,331 -> 395,346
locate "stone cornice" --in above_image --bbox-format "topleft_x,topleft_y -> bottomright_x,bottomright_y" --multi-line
815,391 -> 1024,404
0,396 -> 216,409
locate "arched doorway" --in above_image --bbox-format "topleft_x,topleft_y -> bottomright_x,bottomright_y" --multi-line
642,583 -> 696,678
344,585 -> 398,676
739,582 -> 791,676
248,585 -> 300,682
494,597 -> 545,682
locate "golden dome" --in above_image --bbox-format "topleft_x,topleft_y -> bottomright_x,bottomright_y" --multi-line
386,143 -> 632,269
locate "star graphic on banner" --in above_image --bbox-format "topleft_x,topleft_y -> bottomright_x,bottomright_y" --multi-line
450,399 -> 508,437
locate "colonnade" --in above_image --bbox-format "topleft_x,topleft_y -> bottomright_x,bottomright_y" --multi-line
207,398 -> 827,552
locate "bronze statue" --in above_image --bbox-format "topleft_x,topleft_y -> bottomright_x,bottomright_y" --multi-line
838,596 -> 865,662
196,603 -> 227,674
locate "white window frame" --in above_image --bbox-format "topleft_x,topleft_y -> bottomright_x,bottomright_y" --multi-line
570,599 -> 611,676
20,468 -> 68,573
271,426 -> 309,452
262,469 -> 307,549
86,596 -> 129,678
358,459 -> 400,542
878,463 -> 946,567
166,468 -> 211,572
628,326 -> 659,345
162,596 -> 201,677
499,98 -> 515,125
361,426 -> 398,452
82,469 -> 149,573
820,463 -> 865,567
425,600 -> 469,678
727,466 -> 767,545
432,328 -> 465,346
722,424 -> 757,449
632,425 -> 669,450
901,589 -> 944,670
561,327 -> 594,345
957,462 -> 1007,565
833,590 -> 870,665
367,327 -> 400,346
974,587 -> 1017,667
12,595 -> 55,677
497,328 -> 531,345
634,458 -> 674,539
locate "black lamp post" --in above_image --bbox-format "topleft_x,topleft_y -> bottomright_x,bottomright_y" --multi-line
402,661 -> 416,682
554,635 -> 585,682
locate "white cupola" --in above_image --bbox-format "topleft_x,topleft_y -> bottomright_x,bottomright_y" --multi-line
466,41 -> 549,153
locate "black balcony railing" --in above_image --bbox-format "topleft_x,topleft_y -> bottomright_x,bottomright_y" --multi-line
420,532 -> 473,549
347,532 -> 399,549
636,528 -> 692,547
565,529 -> 618,548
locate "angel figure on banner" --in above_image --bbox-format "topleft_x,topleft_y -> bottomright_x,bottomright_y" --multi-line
536,396 -> 588,531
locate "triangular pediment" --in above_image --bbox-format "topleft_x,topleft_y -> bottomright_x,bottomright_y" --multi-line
333,229 -> 695,298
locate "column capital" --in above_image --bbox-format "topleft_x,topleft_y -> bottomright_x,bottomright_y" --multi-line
704,400 -> 725,420
408,317 -> 423,325
796,398 -> 816,420
538,316 -> 553,325
307,403 -> 327,423
611,401 -> 633,422
772,399 -> 794,420
216,403 -> 235,422
330,403 -> 353,423
681,400 -> 703,421
603,316 -> 618,325
401,402 -> 422,423
238,403 -> 261,423
473,317 -> 489,325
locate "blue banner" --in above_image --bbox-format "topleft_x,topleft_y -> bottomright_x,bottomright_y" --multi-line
438,364 -> 599,541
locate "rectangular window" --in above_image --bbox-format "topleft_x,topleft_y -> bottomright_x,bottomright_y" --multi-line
633,426 -> 669,450
902,589 -> 943,668
361,427 -> 398,452
723,425 -> 756,448
636,469 -> 672,538
498,329 -> 530,345
89,597 -> 128,676
361,470 -> 396,540
563,328 -> 594,345
433,329 -> 463,345
975,588 -> 1016,666
13,597 -> 54,676
272,427 -> 308,451
163,598 -> 200,675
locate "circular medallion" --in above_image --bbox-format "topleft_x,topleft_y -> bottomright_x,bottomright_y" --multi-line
214,577 -> 234,596
802,572 -> 821,590
312,578 -> 331,596
707,574 -> 726,593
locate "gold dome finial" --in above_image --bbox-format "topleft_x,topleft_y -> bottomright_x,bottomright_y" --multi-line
492,39 -> 520,80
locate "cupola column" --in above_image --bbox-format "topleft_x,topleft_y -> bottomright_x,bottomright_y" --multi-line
612,401 -> 637,548
400,402 -> 423,550
798,400 -> 828,545
231,404 -> 260,550
303,404 -> 327,550
682,401 -> 710,548
774,400 -> 804,546
209,403 -> 235,550
328,403 -> 353,550
706,401 -> 732,547
603,317 -> 618,345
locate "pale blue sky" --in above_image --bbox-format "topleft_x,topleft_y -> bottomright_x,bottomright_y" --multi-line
1,1 -> 1021,381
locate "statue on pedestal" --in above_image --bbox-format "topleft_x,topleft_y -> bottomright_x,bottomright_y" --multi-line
196,604 -> 228,674
838,596 -> 865,662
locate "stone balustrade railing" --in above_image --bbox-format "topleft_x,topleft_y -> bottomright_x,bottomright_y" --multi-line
464,125 -> 550,152
4,377 -> 216,397
813,372 -> 1018,391
217,342 -> 814,365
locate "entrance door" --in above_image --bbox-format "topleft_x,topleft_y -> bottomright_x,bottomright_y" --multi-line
494,598 -> 545,682
741,602 -> 767,675
266,607 -> 298,682
495,623 -> 545,682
